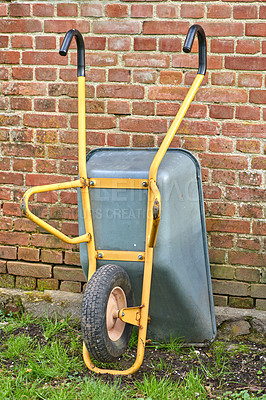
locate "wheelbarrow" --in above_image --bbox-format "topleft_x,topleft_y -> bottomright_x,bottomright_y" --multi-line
21,24 -> 216,375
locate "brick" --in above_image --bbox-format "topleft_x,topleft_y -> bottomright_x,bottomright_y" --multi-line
88,69 -> 106,82
0,19 -> 42,33
225,56 -> 265,71
211,265 -> 235,280
0,246 -> 17,260
181,4 -> 204,18
44,20 -> 90,34
237,238 -> 261,251
53,266 -> 86,282
211,72 -> 236,86
132,135 -> 155,147
260,5 -> 266,18
18,247 -> 40,262
199,154 -> 248,170
120,117 -> 167,133
213,295 -> 228,307
229,251 -> 265,268
236,267 -> 260,283
85,37 -> 106,51
252,221 -> 266,236
159,38 -> 181,52
97,84 -> 144,99
107,101 -> 130,115
239,171 -> 262,186
0,128 -> 9,141
211,39 -> 234,54
207,4 -> 231,18
179,120 -> 219,136
211,234 -> 234,249
81,4 -> 102,17
105,4 -> 128,17
16,276 -> 36,291
157,103 -> 207,118
4,203 -> 21,217
223,122 -> 265,139
251,284 -> 266,299
236,106 -> 260,121
203,185 -> 222,200
57,3 -> 78,16
210,202 -> 236,217
133,70 -> 156,84
212,280 -> 249,297
124,53 -> 169,68
11,98 -> 32,111
94,20 -> 140,34
236,40 -> 260,54
233,5 -> 257,19
143,21 -> 189,35
3,143 -> 45,158
7,261 -> 52,278
202,22 -> 244,37
36,36 -> 56,50
0,274 -> 15,289
10,3 -> 31,17
197,87 -> 247,103
84,53 -> 117,67
108,37 -> 131,51
238,73 -> 262,88
0,261 -> 6,274
37,279 -> 59,291
0,51 -> 20,64
70,115 -> 115,130
250,90 -> 266,105
64,252 -> 80,266
0,4 -> 7,16
246,23 -> 266,37
23,51 -> 68,66
209,138 -> 234,153
256,299 -> 266,311
0,36 -> 8,48
210,105 -> 234,120
225,187 -> 265,202
132,102 -> 155,116
131,4 -> 153,18
239,204 -> 263,219
209,249 -> 226,264
0,171 -> 23,185
0,67 -> 8,80
34,98 -> 56,112
36,67 -> 56,81
229,297 -> 254,309
2,82 -> 46,96
107,133 -> 130,147
33,4 -> 54,17
159,71 -> 182,85
134,37 -> 156,51
0,217 -> 12,230
174,54 -> 222,70
156,4 -> 178,18
149,87 -> 188,101
11,35 -> 33,48
60,281 -> 81,293
24,114 -> 67,129
36,159 -> 57,174
206,218 -> 250,234
108,69 -> 131,83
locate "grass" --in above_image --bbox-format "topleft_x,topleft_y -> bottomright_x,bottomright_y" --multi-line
0,311 -> 265,400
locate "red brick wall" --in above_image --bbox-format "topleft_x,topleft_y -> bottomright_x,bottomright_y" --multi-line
0,1 -> 265,310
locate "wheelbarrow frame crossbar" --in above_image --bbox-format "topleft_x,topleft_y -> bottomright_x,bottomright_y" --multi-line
21,25 -> 207,375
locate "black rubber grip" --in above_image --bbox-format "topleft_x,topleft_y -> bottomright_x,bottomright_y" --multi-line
59,29 -> 85,77
183,24 -> 207,75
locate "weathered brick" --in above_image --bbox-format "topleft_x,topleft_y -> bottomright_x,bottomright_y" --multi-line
252,221 -> 266,236
44,20 -> 90,34
81,4 -> 102,17
131,4 -> 153,18
33,4 -> 54,17
11,35 -> 33,49
207,4 -> 231,19
237,238 -> 261,251
94,20 -> 140,34
256,299 -> 266,311
211,234 -> 234,249
210,105 -> 234,120
236,267 -> 260,283
229,297 -> 254,309
251,157 -> 266,170
197,87 -> 247,103
0,260 -> 7,274
133,70 -> 156,84
212,279 -> 249,297
159,38 -> 181,52
18,247 -> 40,262
124,53 -> 169,68
238,73 -> 262,88
97,84 -> 144,99
211,265 -> 235,280
199,154 -> 248,170
239,172 -> 262,186
0,274 -> 15,288
16,276 -> 36,291
60,281 -> 81,293
236,106 -> 260,121
132,101 -> 155,116
132,134 -> 155,147
143,21 -> 189,35
108,37 -> 131,51
105,4 -> 128,18
134,37 -> 156,51
37,278 -> 59,291
57,3 -> 78,16
7,262 -> 52,278
210,202 -> 236,217
236,40 -> 260,54
223,122 -> 265,139
206,218 -> 250,234
157,4 -> 178,18
239,204 -> 263,219
107,101 -> 130,115
0,232 -> 29,246
229,251 -> 266,268
107,133 -> 130,147
0,246 -> 17,260
120,117 -> 167,133
182,4 -> 204,18
0,19 -> 42,33
53,266 -> 86,282
108,69 -> 131,83
213,295 -> 228,307
225,187 -> 265,202
251,284 -> 266,299
225,56 -> 265,71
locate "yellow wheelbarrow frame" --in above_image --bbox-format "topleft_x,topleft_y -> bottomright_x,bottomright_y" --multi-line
21,25 -> 207,375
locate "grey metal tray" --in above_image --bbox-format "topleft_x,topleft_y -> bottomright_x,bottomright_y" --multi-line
78,148 -> 216,345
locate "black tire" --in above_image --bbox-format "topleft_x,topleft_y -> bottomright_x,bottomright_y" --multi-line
81,264 -> 134,363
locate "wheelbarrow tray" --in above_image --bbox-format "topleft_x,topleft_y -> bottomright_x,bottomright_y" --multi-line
78,147 -> 216,345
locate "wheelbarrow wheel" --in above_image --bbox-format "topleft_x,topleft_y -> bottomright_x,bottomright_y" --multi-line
81,264 -> 134,363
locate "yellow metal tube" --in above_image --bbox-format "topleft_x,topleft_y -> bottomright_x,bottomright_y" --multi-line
149,74 -> 204,182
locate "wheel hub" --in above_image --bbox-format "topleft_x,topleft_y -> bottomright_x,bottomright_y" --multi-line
106,287 -> 127,341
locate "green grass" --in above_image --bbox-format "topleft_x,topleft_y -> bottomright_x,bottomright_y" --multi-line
0,311 -> 265,400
